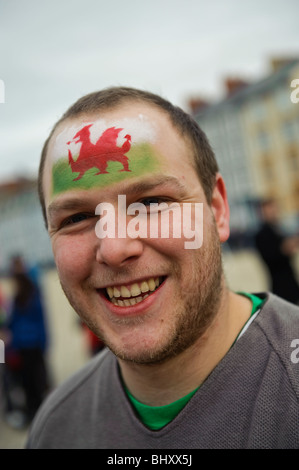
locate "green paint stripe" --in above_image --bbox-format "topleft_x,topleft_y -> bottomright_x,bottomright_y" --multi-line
52,143 -> 161,196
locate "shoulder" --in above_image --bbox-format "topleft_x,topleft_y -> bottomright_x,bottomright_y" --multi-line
256,292 -> 299,335
254,293 -> 299,397
26,348 -> 116,447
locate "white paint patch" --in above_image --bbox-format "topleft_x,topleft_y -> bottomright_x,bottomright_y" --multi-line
52,115 -> 157,163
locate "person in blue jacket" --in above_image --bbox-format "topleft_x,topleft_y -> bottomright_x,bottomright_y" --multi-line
7,258 -> 50,423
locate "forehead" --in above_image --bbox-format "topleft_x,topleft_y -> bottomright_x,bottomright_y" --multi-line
43,102 -> 194,206
50,101 -> 177,149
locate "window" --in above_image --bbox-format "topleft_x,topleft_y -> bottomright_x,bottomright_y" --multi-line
282,120 -> 297,142
288,150 -> 299,171
261,154 -> 275,181
275,86 -> 292,111
250,98 -> 267,121
257,131 -> 271,151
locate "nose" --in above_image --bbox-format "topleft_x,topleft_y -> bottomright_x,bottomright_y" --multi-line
95,233 -> 144,268
95,200 -> 145,267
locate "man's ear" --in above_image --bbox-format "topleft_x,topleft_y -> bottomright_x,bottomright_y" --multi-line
210,173 -> 230,243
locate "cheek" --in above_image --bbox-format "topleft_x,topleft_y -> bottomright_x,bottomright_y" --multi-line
146,236 -> 196,282
144,206 -> 204,254
52,235 -> 95,283
146,235 -> 186,258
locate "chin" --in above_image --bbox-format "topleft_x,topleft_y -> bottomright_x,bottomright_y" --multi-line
107,326 -> 196,366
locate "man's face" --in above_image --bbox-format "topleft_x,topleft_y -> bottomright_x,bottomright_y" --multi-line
43,102 -> 228,365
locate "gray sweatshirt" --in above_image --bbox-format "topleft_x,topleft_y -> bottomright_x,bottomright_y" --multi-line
26,293 -> 299,449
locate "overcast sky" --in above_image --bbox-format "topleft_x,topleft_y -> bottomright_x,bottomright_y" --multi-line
0,0 -> 299,183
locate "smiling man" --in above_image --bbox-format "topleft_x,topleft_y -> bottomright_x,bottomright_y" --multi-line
27,87 -> 299,449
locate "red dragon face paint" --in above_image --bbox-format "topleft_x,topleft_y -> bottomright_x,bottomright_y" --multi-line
67,125 -> 131,180
50,116 -> 161,196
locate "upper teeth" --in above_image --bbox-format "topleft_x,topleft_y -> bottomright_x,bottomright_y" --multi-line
106,277 -> 160,300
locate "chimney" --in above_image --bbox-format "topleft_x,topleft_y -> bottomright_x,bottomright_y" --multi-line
225,78 -> 249,97
187,97 -> 210,115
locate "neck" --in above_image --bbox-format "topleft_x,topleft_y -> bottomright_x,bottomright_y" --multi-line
118,289 -> 252,406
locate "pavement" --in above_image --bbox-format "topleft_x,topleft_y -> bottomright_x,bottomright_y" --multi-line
0,414 -> 28,449
0,249 -> 297,449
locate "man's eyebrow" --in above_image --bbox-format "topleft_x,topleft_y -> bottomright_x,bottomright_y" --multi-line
47,175 -> 188,220
118,175 -> 188,196
48,198 -> 92,221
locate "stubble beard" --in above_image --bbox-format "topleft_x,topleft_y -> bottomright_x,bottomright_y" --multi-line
130,224 -> 224,365
59,220 -> 224,366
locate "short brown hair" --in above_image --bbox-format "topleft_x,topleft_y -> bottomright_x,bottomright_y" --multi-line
38,86 -> 218,225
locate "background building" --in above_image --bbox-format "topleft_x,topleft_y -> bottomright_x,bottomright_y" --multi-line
191,58 -> 299,246
0,178 -> 53,274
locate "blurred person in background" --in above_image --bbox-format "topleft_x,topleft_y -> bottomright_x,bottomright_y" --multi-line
255,199 -> 299,305
5,255 -> 50,426
0,284 -> 11,416
0,268 -> 26,429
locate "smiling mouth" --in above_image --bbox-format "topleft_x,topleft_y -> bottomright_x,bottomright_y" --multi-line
101,277 -> 165,307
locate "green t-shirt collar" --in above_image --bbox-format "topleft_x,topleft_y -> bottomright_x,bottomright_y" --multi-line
125,292 -> 265,430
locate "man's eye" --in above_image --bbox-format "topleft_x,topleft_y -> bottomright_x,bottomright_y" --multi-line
62,213 -> 91,226
140,197 -> 164,206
